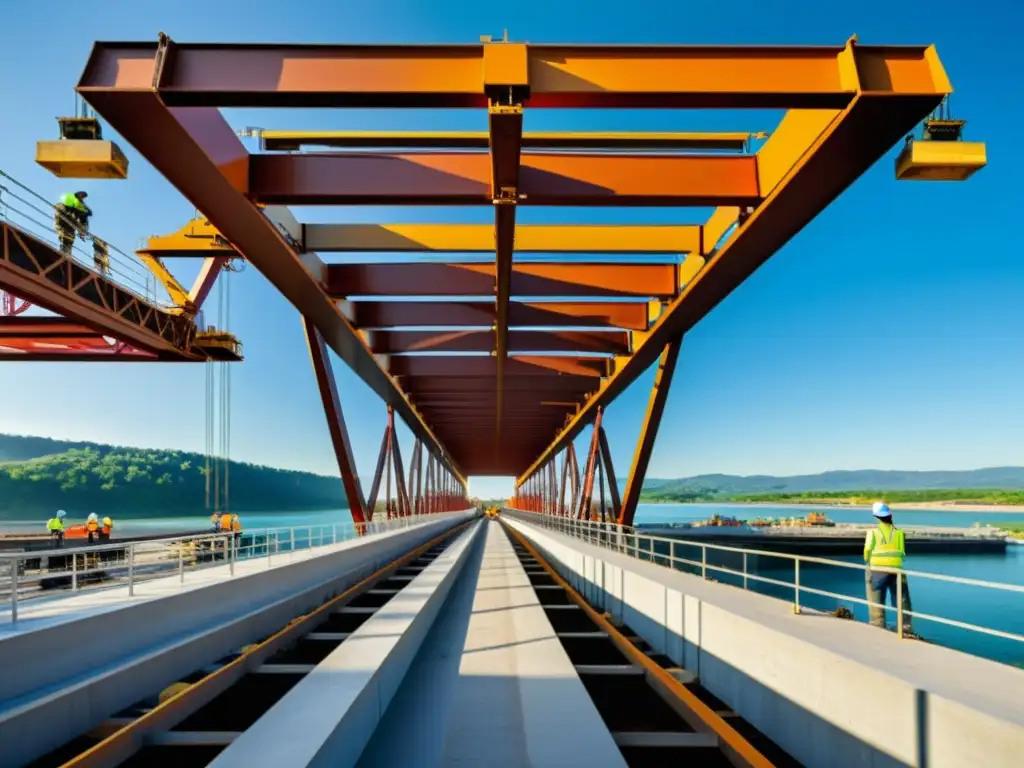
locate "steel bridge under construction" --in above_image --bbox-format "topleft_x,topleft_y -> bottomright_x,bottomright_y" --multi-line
1,34 -> 1015,768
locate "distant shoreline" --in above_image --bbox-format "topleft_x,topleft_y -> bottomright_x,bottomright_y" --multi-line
641,500 -> 1024,513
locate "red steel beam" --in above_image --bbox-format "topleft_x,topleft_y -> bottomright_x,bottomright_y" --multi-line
250,152 -> 759,207
390,355 -> 610,378
519,41 -> 951,484
124,41 -> 926,110
77,38 -> 463,483
303,316 -> 369,525
1,223 -> 199,359
370,329 -> 630,355
351,300 -> 652,331
402,376 -> 598,395
328,263 -> 677,299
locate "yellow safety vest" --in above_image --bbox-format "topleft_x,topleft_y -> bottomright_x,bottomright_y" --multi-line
864,524 -> 905,569
230,515 -> 241,532
47,517 -> 64,532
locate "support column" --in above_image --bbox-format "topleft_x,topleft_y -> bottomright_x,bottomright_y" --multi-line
303,317 -> 368,526
619,339 -> 682,527
597,426 -> 622,523
576,408 -> 604,520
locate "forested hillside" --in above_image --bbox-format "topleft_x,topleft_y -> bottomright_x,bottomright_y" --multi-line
0,434 -> 346,516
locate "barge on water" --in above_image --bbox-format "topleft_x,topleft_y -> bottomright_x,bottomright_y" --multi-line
636,522 -> 1009,558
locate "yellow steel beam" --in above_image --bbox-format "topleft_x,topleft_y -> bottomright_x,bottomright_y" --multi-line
137,254 -> 191,310
304,223 -> 704,255
260,130 -> 759,151
136,217 -> 235,259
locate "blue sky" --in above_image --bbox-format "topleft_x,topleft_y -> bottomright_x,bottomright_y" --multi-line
0,0 -> 1021,500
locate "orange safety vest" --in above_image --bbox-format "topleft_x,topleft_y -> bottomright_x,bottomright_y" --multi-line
86,519 -> 99,533
219,515 -> 232,532
230,515 -> 241,532
101,517 -> 113,534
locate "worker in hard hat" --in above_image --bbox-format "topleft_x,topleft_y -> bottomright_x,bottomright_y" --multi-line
230,513 -> 242,540
46,510 -> 67,546
864,502 -> 914,635
54,191 -> 92,256
210,510 -> 223,532
99,515 -> 114,542
85,512 -> 100,544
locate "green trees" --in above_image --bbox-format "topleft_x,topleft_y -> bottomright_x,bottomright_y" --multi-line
0,439 -> 346,516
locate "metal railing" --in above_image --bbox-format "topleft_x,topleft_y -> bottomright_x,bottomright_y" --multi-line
503,508 -> 1024,652
0,512 -> 467,623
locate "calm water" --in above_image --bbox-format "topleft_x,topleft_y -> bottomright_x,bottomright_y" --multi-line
3,503 -> 1021,665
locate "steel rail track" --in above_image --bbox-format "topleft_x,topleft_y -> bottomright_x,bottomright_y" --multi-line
24,522 -> 472,768
502,521 -> 801,768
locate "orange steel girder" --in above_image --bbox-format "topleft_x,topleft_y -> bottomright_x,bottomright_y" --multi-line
77,36 -> 955,479
350,301 -> 654,332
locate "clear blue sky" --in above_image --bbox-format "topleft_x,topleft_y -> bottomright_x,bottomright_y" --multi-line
0,0 -> 1021,500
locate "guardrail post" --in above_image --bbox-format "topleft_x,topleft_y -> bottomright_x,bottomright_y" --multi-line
897,574 -> 904,638
72,552 -> 78,592
179,544 -> 184,584
743,552 -> 749,590
10,559 -> 19,624
290,528 -> 295,559
701,546 -> 707,579
793,560 -> 801,614
128,544 -> 135,596
332,524 -> 337,545
308,525 -> 313,551
227,536 -> 235,576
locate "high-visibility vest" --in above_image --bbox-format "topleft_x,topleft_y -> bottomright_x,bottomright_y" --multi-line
219,515 -> 232,532
47,517 -> 64,532
864,524 -> 905,569
59,193 -> 86,211
102,517 -> 113,534
230,515 -> 241,532
86,518 -> 99,533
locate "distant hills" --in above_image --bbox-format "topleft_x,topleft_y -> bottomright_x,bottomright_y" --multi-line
0,434 -> 347,517
637,468 -> 1024,502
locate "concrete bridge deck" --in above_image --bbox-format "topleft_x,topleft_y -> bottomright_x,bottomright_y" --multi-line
3,510 -> 1022,768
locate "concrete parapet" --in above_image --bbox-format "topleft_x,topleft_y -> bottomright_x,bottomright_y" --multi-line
505,515 -> 1024,768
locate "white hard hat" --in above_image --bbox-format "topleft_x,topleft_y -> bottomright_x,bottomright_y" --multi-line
57,510 -> 66,518
87,512 -> 98,521
872,501 -> 891,518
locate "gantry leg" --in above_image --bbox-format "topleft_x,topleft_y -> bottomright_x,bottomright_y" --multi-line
618,339 -> 681,528
303,317 -> 368,526
576,407 -> 604,520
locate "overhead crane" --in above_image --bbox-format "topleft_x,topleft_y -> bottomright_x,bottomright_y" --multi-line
15,33 -> 984,526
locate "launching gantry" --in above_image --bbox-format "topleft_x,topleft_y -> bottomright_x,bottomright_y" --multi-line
22,34 -> 984,519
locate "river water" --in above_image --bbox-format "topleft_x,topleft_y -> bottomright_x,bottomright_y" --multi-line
3,502 -> 1021,666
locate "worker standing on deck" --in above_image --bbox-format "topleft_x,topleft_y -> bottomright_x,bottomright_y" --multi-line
99,515 -> 114,542
47,510 -> 66,546
230,513 -> 242,542
210,510 -> 223,532
85,512 -> 100,544
864,502 -> 914,635
54,191 -> 92,256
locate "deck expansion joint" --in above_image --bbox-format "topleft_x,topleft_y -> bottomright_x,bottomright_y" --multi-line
146,731 -> 241,746
574,663 -> 644,675
611,731 -> 720,748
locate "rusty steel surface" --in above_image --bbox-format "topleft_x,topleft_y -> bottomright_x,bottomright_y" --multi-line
77,35 -> 956,477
